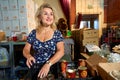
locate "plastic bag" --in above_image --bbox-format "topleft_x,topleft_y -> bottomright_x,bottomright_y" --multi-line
0,47 -> 9,66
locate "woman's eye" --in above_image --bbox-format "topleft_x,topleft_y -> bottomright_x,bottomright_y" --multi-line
44,13 -> 48,15
50,13 -> 53,16
43,12 -> 54,16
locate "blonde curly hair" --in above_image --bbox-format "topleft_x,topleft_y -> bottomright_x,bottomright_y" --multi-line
35,3 -> 56,31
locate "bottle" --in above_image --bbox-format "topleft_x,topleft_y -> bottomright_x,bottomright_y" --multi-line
101,42 -> 110,57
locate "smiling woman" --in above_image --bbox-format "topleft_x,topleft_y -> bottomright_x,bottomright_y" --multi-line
23,3 -> 64,80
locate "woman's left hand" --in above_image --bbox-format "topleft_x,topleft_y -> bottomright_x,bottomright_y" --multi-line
38,63 -> 51,78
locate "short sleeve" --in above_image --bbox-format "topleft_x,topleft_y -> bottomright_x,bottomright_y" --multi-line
55,30 -> 64,43
27,29 -> 36,45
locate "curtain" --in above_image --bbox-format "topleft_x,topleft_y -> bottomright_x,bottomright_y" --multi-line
59,0 -> 71,29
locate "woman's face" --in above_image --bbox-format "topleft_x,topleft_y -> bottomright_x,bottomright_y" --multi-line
40,8 -> 54,26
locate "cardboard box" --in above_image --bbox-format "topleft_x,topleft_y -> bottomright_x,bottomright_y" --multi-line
97,63 -> 120,80
85,54 -> 107,77
83,29 -> 99,39
83,38 -> 99,46
0,32 -> 5,41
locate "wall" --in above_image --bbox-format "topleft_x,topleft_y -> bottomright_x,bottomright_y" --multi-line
26,0 -> 36,33
0,0 -> 65,37
0,0 -> 28,36
104,0 -> 120,23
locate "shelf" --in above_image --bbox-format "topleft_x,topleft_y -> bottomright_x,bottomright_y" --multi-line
0,41 -> 26,78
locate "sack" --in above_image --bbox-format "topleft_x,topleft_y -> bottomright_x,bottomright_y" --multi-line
0,47 -> 9,66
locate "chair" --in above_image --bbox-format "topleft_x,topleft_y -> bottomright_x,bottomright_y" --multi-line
60,38 -> 74,62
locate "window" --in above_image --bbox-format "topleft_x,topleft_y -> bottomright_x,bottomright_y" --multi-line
79,14 -> 99,29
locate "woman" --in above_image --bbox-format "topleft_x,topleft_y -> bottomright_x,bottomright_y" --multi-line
23,3 -> 64,80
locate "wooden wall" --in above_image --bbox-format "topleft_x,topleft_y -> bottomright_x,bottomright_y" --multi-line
104,0 -> 120,23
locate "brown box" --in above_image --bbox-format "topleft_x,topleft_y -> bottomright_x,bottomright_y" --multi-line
97,63 -> 120,80
85,54 -> 107,77
82,38 -> 99,46
0,32 -> 5,41
83,29 -> 99,39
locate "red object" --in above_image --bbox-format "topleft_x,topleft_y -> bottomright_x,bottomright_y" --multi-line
67,69 -> 76,78
104,38 -> 120,43
13,36 -> 17,41
78,66 -> 87,78
61,61 -> 68,73
78,59 -> 86,67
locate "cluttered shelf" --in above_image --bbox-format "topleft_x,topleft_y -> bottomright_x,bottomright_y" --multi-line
0,41 -> 26,79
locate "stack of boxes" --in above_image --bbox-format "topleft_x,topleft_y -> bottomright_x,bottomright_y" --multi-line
72,29 -> 99,53
83,29 -> 99,46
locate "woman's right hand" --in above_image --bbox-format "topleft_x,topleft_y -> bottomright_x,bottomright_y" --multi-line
26,56 -> 35,68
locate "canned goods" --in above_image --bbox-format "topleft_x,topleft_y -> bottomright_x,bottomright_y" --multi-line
60,60 -> 68,73
67,69 -> 76,78
78,59 -> 86,67
78,66 -> 87,78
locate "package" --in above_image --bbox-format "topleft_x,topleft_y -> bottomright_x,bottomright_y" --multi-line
97,63 -> 120,80
83,29 -> 99,39
85,54 -> 107,76
0,32 -> 5,41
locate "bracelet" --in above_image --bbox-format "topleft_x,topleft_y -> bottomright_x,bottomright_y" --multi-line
46,60 -> 52,66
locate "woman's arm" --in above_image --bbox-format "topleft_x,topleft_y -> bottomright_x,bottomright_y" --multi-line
48,41 -> 64,65
38,41 -> 64,78
23,42 -> 35,68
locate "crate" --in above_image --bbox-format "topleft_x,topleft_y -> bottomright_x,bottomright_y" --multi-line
97,63 -> 120,80
85,54 -> 107,77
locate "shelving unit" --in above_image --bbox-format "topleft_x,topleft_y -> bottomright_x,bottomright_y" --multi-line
0,41 -> 26,79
